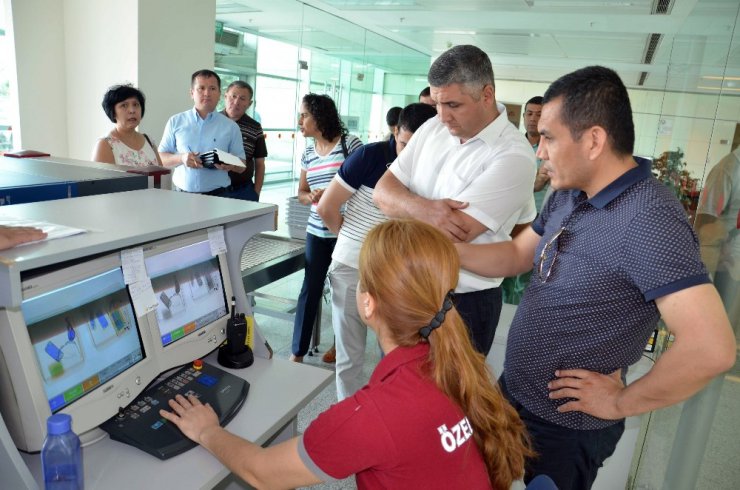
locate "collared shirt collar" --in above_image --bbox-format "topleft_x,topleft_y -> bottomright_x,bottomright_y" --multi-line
191,107 -> 215,122
369,343 -> 429,385
458,102 -> 509,147
586,156 -> 653,209
220,109 -> 255,126
387,137 -> 397,161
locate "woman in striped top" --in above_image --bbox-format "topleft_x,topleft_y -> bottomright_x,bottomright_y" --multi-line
291,94 -> 362,362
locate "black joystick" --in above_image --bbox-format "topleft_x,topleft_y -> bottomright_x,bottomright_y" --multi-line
217,296 -> 254,369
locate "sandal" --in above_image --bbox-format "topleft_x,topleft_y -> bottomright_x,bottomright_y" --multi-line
322,345 -> 336,363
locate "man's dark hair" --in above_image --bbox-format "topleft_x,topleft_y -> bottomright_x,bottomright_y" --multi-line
418,86 -> 431,100
101,84 -> 146,123
525,96 -> 543,109
398,103 -> 437,133
226,80 -> 253,99
543,66 -> 634,156
427,45 -> 494,93
191,69 -> 221,89
386,106 -> 402,127
302,93 -> 346,141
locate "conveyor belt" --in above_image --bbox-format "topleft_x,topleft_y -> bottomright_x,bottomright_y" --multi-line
240,234 -> 322,352
240,234 -> 306,293
241,235 -> 306,272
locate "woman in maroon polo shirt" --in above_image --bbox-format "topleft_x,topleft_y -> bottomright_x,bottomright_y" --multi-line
161,219 -> 532,489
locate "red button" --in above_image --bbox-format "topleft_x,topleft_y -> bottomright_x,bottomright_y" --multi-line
193,359 -> 203,370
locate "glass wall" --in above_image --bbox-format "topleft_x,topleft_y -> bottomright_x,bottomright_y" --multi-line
216,2 -> 736,485
0,2 -> 13,151
628,3 -> 740,489
214,3 -> 430,235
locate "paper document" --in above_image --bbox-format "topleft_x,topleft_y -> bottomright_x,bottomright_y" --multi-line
0,217 -> 86,245
121,247 -> 148,285
129,279 -> 158,317
215,149 -> 246,167
208,226 -> 228,256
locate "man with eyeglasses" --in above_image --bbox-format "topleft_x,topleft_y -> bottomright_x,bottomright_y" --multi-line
374,45 -> 537,357
221,81 -> 267,201
456,66 -> 736,490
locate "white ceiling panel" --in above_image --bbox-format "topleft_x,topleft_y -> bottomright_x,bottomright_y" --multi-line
216,0 -> 740,95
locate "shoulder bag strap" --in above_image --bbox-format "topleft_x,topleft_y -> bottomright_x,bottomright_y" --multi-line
340,134 -> 348,159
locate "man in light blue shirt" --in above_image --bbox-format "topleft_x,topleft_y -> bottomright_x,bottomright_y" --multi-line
159,69 -> 246,195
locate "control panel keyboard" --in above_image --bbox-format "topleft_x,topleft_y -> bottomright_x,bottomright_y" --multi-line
100,361 -> 249,460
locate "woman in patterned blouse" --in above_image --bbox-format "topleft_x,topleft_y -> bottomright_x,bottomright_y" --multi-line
92,84 -> 162,167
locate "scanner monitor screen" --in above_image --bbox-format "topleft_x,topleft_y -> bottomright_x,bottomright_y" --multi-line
21,268 -> 145,414
145,240 -> 228,348
0,253 -> 158,452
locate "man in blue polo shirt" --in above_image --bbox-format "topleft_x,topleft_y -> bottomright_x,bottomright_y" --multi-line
317,103 -> 437,400
159,69 -> 246,196
456,66 -> 736,489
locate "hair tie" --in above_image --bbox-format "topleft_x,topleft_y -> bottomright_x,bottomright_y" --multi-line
419,290 -> 455,340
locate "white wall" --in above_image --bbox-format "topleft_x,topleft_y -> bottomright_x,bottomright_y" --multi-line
8,0 -> 69,156
137,0 -> 216,148
63,0 -> 138,160
8,0 -> 216,159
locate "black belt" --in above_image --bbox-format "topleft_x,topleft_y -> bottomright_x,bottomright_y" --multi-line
174,185 -> 229,196
202,186 -> 229,196
227,182 -> 250,192
176,182 -> 253,195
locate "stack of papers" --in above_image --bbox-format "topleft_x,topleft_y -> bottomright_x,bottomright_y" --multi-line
0,217 -> 86,246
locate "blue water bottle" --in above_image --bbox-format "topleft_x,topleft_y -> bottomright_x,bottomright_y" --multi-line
41,413 -> 84,490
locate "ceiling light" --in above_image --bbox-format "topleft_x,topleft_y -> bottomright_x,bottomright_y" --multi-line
434,30 -> 476,36
697,86 -> 740,92
701,76 -> 740,81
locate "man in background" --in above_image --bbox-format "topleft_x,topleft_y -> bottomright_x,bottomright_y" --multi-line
221,81 -> 267,201
696,144 -> 740,330
523,95 -> 550,210
159,69 -> 246,196
384,106 -> 402,142
502,95 -> 546,305
418,86 -> 434,105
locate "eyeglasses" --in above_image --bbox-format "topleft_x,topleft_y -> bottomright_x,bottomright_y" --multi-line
538,227 -> 565,283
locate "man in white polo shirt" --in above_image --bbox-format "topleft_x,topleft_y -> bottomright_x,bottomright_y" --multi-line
374,45 -> 536,355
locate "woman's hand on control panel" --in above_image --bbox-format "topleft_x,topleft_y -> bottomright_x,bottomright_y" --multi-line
160,393 -> 220,444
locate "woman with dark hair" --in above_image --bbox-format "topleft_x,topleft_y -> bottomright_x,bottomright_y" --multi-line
161,219 -> 532,489
92,84 -> 162,167
290,94 -> 361,363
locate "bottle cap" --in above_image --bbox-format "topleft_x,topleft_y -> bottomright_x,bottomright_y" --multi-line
47,413 -> 72,435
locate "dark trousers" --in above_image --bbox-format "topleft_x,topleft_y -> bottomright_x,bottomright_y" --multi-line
453,287 -> 502,355
292,233 -> 336,356
500,375 -> 624,490
222,182 -> 259,202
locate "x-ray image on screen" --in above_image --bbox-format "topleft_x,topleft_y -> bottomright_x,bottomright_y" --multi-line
146,241 -> 228,348
22,268 -> 145,413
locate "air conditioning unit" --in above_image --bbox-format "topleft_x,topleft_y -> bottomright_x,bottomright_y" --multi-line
216,29 -> 242,49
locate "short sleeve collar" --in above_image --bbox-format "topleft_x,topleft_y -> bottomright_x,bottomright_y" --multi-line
588,156 -> 653,209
